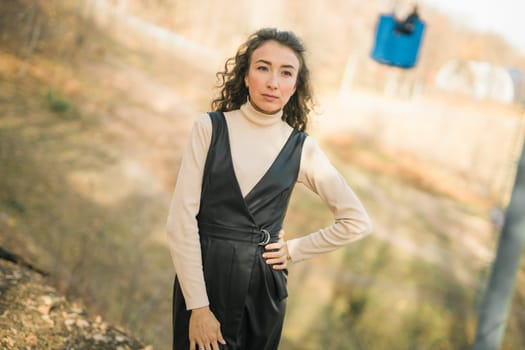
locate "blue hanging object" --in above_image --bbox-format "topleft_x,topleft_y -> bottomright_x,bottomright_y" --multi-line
371,13 -> 425,68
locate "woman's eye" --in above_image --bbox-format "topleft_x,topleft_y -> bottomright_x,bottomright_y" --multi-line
282,71 -> 293,77
257,66 -> 268,71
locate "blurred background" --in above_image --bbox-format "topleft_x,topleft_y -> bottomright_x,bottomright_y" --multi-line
1,0 -> 525,349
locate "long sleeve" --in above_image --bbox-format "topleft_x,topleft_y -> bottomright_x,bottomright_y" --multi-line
286,136 -> 373,262
166,114 -> 212,310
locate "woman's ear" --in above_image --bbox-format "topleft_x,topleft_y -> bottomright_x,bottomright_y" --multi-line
244,76 -> 249,88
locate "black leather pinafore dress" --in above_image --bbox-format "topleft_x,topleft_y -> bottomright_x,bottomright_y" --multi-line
173,111 -> 306,350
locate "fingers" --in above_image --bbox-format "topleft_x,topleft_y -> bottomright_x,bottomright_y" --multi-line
263,240 -> 288,269
262,230 -> 289,269
217,328 -> 226,345
192,339 -> 219,350
264,241 -> 282,251
263,241 -> 283,258
190,336 -> 221,350
271,260 -> 287,270
194,340 -> 220,350
266,229 -> 285,249
210,324 -> 226,349
189,308 -> 226,350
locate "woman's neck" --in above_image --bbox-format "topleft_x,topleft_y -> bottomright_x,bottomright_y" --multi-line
240,99 -> 283,127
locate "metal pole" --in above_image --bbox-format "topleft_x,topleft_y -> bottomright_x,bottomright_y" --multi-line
473,137 -> 525,350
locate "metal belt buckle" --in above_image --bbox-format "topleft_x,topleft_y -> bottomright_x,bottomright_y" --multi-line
258,229 -> 271,246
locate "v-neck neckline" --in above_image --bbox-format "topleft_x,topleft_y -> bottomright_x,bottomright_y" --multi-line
222,114 -> 295,204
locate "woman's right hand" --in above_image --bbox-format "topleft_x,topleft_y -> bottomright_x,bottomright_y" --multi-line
189,306 -> 226,350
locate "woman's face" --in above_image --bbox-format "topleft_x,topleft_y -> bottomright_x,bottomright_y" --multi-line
244,40 -> 299,114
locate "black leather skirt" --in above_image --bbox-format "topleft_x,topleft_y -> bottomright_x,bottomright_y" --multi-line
172,227 -> 287,350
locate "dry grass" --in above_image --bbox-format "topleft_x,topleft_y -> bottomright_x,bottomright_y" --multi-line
326,134 -> 494,208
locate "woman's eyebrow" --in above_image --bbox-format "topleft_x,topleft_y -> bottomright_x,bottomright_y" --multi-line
255,59 -> 297,70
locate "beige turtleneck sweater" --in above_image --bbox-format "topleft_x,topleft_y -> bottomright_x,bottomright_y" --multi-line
166,102 -> 372,310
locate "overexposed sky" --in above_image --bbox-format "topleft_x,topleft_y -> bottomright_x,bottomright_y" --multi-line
421,0 -> 525,54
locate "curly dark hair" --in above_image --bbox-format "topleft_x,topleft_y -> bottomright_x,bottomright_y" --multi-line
211,28 -> 315,132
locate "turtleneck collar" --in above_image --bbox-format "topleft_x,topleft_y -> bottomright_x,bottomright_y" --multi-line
240,100 -> 283,127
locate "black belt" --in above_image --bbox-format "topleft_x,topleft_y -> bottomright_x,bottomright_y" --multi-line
198,222 -> 278,246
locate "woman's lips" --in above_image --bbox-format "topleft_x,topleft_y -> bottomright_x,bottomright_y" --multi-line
262,94 -> 278,101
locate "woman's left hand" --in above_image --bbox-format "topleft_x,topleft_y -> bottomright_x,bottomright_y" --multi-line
263,229 -> 290,270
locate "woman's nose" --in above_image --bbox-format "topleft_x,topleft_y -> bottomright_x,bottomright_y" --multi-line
267,73 -> 279,89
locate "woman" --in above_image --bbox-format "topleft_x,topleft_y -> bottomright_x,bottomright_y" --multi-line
166,28 -> 372,350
